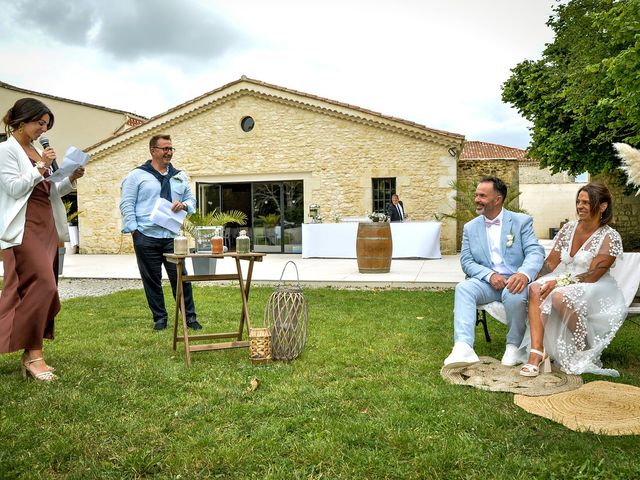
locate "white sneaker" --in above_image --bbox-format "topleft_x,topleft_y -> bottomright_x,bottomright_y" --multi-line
444,342 -> 480,368
501,344 -> 521,366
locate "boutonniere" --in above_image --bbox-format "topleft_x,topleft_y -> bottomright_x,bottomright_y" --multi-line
171,175 -> 184,183
506,231 -> 514,248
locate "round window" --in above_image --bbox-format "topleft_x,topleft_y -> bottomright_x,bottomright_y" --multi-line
240,116 -> 255,132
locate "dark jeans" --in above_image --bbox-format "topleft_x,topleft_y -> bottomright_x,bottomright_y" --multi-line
132,231 -> 197,324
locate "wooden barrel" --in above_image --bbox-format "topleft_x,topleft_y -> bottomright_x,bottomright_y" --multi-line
356,222 -> 392,273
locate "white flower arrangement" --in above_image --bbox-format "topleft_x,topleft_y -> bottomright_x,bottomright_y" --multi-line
556,272 -> 577,287
368,212 -> 388,222
506,231 -> 514,248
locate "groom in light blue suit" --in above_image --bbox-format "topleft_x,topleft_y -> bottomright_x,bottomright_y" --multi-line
444,176 -> 544,368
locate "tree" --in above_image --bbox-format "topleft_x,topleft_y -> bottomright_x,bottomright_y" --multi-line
502,0 -> 640,178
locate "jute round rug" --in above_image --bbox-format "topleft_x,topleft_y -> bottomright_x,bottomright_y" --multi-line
440,356 -> 583,396
514,380 -> 640,435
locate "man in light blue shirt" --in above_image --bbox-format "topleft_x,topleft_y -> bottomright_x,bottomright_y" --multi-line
120,134 -> 201,331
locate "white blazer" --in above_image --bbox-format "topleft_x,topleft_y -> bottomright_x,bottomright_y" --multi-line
0,136 -> 75,249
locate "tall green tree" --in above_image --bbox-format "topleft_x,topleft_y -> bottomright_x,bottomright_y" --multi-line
502,0 -> 640,177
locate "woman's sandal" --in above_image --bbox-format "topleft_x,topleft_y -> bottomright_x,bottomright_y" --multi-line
22,352 -> 55,372
520,348 -> 551,377
21,357 -> 58,382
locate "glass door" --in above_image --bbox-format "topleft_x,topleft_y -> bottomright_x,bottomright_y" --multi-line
197,183 -> 221,214
197,181 -> 303,253
282,181 -> 303,253
251,180 -> 303,253
252,183 -> 282,253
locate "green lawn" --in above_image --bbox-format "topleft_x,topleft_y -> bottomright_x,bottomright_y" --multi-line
1,286 -> 639,479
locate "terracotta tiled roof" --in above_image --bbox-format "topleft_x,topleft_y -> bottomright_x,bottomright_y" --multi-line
461,140 -> 528,160
125,116 -> 144,127
0,80 -> 147,121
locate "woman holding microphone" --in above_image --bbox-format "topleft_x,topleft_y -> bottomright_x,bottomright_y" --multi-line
0,97 -> 84,382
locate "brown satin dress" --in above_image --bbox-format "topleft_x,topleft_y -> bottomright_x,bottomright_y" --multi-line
0,172 -> 60,353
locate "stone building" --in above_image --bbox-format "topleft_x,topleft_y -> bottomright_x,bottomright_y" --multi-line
81,77 -> 465,255
1,80 -> 145,153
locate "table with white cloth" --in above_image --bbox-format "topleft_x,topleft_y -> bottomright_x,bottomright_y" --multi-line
301,222 -> 442,259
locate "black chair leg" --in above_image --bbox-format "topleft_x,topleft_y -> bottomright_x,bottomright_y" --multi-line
476,310 -> 491,343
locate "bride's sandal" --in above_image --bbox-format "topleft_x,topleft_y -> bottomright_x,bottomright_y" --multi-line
21,357 -> 58,382
520,348 -> 551,377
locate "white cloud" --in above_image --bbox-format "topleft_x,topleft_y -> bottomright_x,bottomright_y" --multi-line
0,0 -> 557,148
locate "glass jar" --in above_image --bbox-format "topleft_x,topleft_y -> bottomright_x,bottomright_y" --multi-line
173,234 -> 189,255
194,226 -> 217,252
211,227 -> 224,255
236,229 -> 250,254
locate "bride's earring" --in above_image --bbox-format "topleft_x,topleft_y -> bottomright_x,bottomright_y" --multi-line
17,122 -> 24,134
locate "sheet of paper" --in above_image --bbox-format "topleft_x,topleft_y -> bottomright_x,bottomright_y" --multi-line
149,198 -> 187,234
46,146 -> 91,183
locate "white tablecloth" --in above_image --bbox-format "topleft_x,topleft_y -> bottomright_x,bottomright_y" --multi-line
301,222 -> 442,259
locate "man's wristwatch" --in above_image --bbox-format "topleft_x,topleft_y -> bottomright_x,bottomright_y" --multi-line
35,160 -> 46,169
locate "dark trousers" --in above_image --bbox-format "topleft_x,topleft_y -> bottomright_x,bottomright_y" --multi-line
132,231 -> 197,324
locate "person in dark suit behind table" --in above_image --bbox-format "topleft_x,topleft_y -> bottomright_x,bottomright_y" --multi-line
386,193 -> 405,222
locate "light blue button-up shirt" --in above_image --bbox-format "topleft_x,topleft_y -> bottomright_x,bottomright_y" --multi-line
119,165 -> 196,239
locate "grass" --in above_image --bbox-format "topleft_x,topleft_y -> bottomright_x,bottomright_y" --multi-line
1,285 -> 639,479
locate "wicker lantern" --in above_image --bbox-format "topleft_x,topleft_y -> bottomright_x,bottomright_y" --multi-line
249,327 -> 272,365
264,261 -> 308,361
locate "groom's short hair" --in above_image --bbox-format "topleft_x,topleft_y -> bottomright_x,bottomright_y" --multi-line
480,176 -> 507,201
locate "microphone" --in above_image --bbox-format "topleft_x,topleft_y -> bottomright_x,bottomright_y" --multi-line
38,135 -> 59,171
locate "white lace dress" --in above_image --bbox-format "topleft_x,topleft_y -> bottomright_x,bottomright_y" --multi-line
534,221 -> 626,376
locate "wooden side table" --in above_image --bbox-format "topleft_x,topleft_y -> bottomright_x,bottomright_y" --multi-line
164,252 -> 266,367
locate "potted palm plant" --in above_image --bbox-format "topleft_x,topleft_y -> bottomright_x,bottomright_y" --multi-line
256,213 -> 280,246
183,209 -> 247,274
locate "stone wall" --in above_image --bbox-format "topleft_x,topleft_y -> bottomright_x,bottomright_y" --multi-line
80,93 -> 460,254
519,160 -> 575,184
592,171 -> 640,251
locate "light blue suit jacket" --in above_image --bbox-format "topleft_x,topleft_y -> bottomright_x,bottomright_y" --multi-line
460,209 -> 544,282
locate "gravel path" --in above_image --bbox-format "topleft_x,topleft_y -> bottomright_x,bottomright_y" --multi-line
56,278 -> 240,300
57,278 -> 144,300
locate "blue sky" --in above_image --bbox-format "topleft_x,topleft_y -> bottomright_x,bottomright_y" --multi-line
0,0 -> 558,148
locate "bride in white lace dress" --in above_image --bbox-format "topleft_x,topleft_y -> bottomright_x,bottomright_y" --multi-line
521,183 -> 626,377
